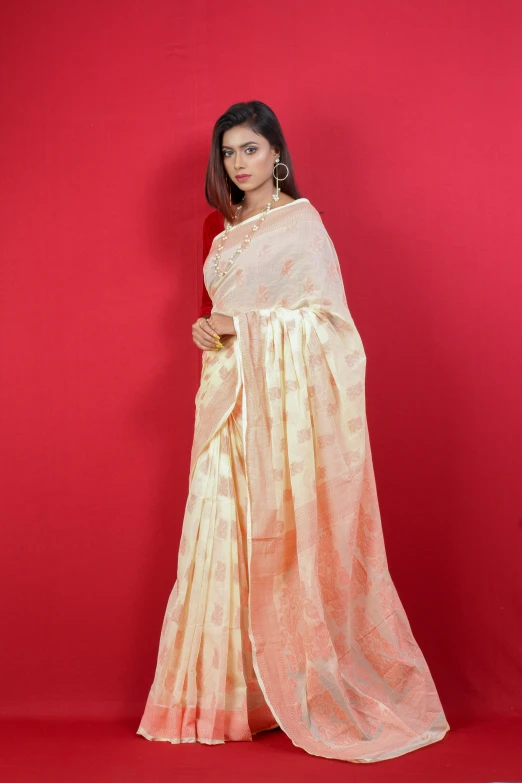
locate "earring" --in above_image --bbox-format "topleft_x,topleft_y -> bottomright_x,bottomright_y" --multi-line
272,157 -> 289,201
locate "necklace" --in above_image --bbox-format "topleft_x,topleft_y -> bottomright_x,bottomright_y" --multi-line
212,193 -> 279,278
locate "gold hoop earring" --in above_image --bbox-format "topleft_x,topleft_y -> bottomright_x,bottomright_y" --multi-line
273,158 -> 289,201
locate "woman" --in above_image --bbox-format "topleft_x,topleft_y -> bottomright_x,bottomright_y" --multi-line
137,101 -> 450,762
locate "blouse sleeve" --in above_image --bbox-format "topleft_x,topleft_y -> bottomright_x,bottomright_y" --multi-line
199,211 -> 223,319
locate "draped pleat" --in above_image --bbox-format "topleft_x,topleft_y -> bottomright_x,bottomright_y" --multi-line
137,379 -> 279,744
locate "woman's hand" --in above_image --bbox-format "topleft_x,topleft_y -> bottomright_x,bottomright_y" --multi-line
207,312 -> 236,339
191,313 -> 236,352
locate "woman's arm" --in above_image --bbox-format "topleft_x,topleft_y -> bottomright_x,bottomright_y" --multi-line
199,211 -> 224,319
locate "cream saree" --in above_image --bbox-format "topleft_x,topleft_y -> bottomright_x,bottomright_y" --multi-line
137,198 -> 450,762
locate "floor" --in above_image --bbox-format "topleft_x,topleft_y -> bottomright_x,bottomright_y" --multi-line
1,715 -> 520,783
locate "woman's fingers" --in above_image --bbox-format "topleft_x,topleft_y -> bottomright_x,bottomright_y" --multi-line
200,319 -> 221,347
193,319 -> 223,350
192,323 -> 214,349
197,333 -> 216,349
201,318 -> 220,340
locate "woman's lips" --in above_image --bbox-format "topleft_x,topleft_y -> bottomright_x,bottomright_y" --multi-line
235,174 -> 251,181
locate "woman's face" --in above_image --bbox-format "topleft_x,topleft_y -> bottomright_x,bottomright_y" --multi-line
221,125 -> 278,195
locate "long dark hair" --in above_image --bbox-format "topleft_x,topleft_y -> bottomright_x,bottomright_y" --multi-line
204,100 -> 302,224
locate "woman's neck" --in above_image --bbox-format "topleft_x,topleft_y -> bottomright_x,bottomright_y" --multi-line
240,182 -> 277,216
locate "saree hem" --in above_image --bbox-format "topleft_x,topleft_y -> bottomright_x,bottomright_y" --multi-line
281,713 -> 449,764
136,692 -> 279,744
136,724 -> 280,745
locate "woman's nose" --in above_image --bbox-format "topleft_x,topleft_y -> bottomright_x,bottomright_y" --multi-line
234,154 -> 244,169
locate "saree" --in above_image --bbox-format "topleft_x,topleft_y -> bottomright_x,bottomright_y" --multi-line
137,198 -> 450,762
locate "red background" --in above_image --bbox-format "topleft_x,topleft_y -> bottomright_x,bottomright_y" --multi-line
1,0 -> 521,723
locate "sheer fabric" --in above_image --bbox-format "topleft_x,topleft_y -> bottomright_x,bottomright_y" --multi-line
137,198 -> 450,762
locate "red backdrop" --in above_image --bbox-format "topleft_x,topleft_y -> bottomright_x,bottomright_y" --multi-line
1,0 -> 521,722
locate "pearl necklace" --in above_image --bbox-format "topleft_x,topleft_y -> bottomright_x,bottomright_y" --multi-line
212,193 -> 279,278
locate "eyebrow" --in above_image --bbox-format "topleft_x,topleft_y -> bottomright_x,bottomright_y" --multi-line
221,140 -> 258,149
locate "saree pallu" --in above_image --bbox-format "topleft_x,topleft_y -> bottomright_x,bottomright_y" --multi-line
137,198 -> 450,762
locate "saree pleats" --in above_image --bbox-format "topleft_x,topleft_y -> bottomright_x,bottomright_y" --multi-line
137,363 -> 278,744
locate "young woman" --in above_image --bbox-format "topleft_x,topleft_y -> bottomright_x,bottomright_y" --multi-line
137,101 -> 450,762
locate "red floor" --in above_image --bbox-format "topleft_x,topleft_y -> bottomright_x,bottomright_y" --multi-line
1,715 -> 520,783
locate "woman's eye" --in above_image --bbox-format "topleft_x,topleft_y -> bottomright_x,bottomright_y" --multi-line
222,148 -> 257,156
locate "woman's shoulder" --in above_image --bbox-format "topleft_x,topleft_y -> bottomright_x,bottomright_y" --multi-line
291,197 -> 323,224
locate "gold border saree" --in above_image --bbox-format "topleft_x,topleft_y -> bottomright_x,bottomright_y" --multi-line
138,198 -> 450,762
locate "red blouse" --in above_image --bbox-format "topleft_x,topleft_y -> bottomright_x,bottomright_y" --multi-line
199,209 -> 225,318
